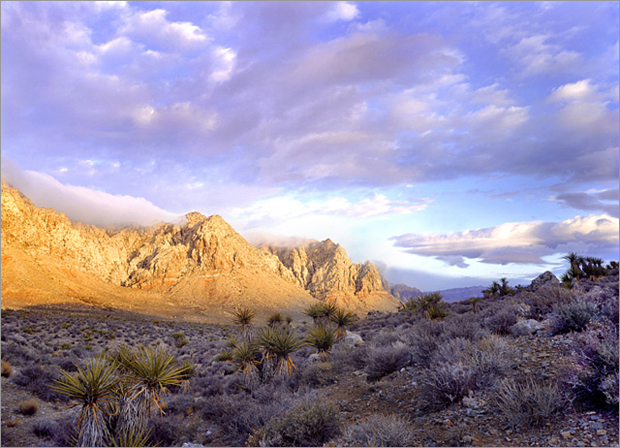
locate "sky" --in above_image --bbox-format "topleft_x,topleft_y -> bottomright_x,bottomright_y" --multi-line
1,1 -> 618,291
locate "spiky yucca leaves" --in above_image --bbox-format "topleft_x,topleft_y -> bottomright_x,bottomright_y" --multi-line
329,308 -> 358,338
466,296 -> 481,314
304,302 -> 339,326
231,340 -> 261,389
125,345 -> 187,417
305,326 -> 339,358
258,326 -> 305,377
267,313 -> 284,327
233,307 -> 256,341
399,292 -> 448,320
111,425 -> 152,447
52,356 -> 119,447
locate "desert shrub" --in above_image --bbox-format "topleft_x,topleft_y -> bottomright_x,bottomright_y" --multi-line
19,398 -> 38,416
468,335 -> 516,387
1,359 -> 13,377
14,365 -> 66,402
365,343 -> 410,382
165,394 -> 196,416
402,320 -> 444,368
1,343 -> 36,366
171,332 -> 188,349
431,337 -> 475,365
493,378 -> 564,428
302,361 -> 337,388
32,419 -> 56,438
340,414 -> 414,447
484,305 -> 519,335
199,391 -> 291,446
548,300 -> 599,334
443,314 -> 484,341
419,362 -> 477,410
521,285 -> 575,320
563,323 -> 619,410
248,397 -> 340,447
147,415 -> 178,446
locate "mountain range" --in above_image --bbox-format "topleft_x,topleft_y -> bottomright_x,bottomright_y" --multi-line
390,284 -> 485,303
0,181 -> 400,322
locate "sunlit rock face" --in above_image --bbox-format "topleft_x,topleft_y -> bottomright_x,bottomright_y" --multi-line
261,239 -> 400,313
1,181 -> 398,317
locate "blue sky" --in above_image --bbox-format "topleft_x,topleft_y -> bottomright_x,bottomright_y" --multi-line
1,1 -> 618,290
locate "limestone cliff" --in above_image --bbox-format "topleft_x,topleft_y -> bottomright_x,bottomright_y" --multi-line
262,240 -> 399,312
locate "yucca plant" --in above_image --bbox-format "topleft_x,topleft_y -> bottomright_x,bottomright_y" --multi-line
329,308 -> 358,338
111,425 -> 152,447
267,312 -> 284,327
124,345 -> 188,418
231,340 -> 261,389
305,325 -> 339,358
304,302 -> 339,326
232,307 -> 256,341
52,356 -> 119,447
258,326 -> 305,377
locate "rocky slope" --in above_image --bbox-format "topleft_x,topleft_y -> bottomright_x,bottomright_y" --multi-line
261,240 -> 400,313
1,182 -> 398,319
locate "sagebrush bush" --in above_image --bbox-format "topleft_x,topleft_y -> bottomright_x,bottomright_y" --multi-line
248,397 -> 340,447
563,323 -> 619,410
340,414 -> 414,447
419,362 -> 477,410
32,419 -> 56,438
468,335 -> 515,387
548,300 -> 598,335
493,378 -> 564,428
365,343 -> 410,381
443,314 -> 484,341
431,337 -> 475,365
14,365 -> 66,402
484,305 -> 519,335
302,361 -> 337,388
402,320 -> 444,368
521,285 -> 575,320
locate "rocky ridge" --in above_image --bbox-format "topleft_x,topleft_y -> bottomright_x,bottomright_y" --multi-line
260,240 -> 400,312
1,182 -> 397,318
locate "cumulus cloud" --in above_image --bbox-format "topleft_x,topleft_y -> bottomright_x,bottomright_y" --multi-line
392,214 -> 619,266
1,159 -> 178,227
323,2 -> 360,22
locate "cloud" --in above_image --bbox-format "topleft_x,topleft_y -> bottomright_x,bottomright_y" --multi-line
553,189 -> 619,217
1,159 -> 178,227
323,2 -> 360,22
391,214 -> 619,266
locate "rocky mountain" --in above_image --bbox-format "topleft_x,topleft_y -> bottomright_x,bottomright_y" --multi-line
261,240 -> 400,312
390,283 -> 423,301
0,182 -> 398,321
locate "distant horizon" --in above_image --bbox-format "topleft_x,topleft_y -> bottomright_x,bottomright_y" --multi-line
2,1 -> 618,291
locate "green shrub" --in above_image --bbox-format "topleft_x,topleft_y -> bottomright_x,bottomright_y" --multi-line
548,300 -> 598,334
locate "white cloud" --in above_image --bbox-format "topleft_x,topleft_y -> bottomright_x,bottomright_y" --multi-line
1,160 -> 178,227
324,2 -> 360,22
508,33 -> 582,76
392,214 -> 619,266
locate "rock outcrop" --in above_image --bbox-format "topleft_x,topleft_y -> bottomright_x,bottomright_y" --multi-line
1,181 -> 398,320
261,240 -> 399,313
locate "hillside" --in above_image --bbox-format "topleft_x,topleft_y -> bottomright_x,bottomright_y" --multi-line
0,181 -> 398,320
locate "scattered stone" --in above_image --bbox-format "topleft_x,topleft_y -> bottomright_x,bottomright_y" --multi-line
549,436 -> 560,445
562,431 -> 573,440
342,331 -> 364,346
511,319 -> 545,336
590,422 -> 603,430
596,429 -> 607,436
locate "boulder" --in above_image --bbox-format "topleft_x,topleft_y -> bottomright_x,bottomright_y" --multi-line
530,271 -> 559,290
511,319 -> 545,336
341,331 -> 364,346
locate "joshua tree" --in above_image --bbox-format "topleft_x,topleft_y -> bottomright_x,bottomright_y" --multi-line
233,307 -> 256,341
52,356 -> 118,447
258,326 -> 305,377
499,278 -> 514,296
329,307 -> 358,338
305,325 -> 339,358
483,281 -> 500,297
563,252 -> 583,284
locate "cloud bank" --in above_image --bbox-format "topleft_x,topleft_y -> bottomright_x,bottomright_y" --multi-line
1,159 -> 178,227
392,214 -> 619,266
